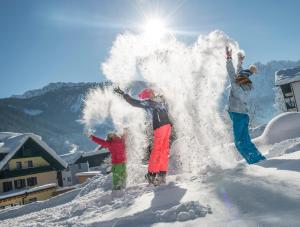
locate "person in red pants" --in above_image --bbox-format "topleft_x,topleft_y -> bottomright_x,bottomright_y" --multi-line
114,87 -> 172,186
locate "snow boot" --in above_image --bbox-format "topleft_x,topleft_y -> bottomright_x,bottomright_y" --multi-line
151,172 -> 167,186
250,155 -> 266,165
145,172 -> 156,185
156,171 -> 167,185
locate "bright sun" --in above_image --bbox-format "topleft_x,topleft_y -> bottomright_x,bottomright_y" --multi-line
143,18 -> 167,40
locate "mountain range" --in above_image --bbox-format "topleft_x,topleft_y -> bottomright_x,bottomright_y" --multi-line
0,82 -> 108,155
0,60 -> 299,155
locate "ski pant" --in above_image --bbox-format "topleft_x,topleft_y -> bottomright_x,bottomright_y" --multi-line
112,163 -> 127,190
229,112 -> 265,164
148,124 -> 172,173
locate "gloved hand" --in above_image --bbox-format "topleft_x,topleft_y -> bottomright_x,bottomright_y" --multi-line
237,52 -> 245,63
84,131 -> 92,138
114,87 -> 125,96
226,46 -> 232,59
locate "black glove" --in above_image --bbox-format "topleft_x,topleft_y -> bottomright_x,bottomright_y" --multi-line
114,87 -> 125,96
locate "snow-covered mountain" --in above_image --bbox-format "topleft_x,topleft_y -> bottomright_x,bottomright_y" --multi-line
0,82 -> 109,155
0,81 -> 147,155
11,82 -> 90,99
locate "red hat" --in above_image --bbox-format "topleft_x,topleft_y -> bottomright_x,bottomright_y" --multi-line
138,88 -> 154,100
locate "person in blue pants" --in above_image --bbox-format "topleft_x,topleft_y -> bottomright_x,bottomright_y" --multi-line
226,46 -> 265,164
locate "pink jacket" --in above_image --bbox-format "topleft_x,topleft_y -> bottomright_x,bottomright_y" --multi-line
90,135 -> 126,164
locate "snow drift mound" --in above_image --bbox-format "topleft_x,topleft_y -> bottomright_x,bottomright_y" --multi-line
256,112 -> 300,145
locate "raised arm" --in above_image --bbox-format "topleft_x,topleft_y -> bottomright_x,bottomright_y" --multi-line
226,47 -> 236,84
123,94 -> 150,109
236,52 -> 245,73
114,87 -> 149,109
90,135 -> 111,148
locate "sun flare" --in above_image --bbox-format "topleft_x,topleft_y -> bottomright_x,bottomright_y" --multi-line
143,17 -> 167,40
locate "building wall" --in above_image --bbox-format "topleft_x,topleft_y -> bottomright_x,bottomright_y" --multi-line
61,169 -> 73,187
0,187 -> 56,208
70,163 -> 89,185
292,81 -> 300,111
8,157 -> 50,171
0,171 -> 57,193
61,162 -> 89,186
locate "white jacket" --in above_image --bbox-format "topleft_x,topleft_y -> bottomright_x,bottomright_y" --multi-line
226,59 -> 251,114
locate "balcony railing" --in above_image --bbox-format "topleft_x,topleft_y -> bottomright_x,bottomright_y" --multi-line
0,166 -> 55,179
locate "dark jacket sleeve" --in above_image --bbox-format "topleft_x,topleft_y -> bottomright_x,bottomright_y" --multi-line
90,135 -> 111,148
123,94 -> 150,109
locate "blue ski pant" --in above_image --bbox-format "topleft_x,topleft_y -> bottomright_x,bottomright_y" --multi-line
229,112 -> 265,164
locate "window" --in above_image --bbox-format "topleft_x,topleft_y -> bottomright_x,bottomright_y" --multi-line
281,84 -> 293,97
28,160 -> 33,168
3,182 -> 13,192
14,179 -> 26,189
25,198 -> 37,204
27,177 -> 37,186
67,177 -> 71,182
78,163 -> 82,169
281,84 -> 297,111
285,97 -> 297,110
16,162 -> 22,170
29,197 -> 37,202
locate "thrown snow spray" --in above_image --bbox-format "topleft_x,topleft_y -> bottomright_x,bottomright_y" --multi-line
82,30 -> 243,185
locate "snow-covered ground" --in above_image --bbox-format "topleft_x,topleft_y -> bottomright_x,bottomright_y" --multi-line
1,132 -> 300,227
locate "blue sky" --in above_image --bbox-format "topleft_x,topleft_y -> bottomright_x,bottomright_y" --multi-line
0,0 -> 299,98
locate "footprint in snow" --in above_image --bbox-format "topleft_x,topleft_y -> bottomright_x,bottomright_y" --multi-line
155,201 -> 212,222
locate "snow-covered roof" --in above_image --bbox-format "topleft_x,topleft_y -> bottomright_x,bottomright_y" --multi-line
0,183 -> 57,200
81,148 -> 109,158
60,151 -> 83,164
275,66 -> 300,86
0,132 -> 67,170
60,148 -> 109,165
75,171 -> 100,177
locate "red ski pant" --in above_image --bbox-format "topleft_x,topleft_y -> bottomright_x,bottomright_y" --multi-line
148,124 -> 172,173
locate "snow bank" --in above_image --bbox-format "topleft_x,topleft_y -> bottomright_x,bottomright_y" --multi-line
78,174 -> 112,197
261,137 -> 300,159
256,112 -> 300,145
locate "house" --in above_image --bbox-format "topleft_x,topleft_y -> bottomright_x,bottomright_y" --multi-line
0,132 -> 67,208
74,148 -> 110,171
61,162 -> 89,187
275,66 -> 300,112
61,148 -> 110,187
